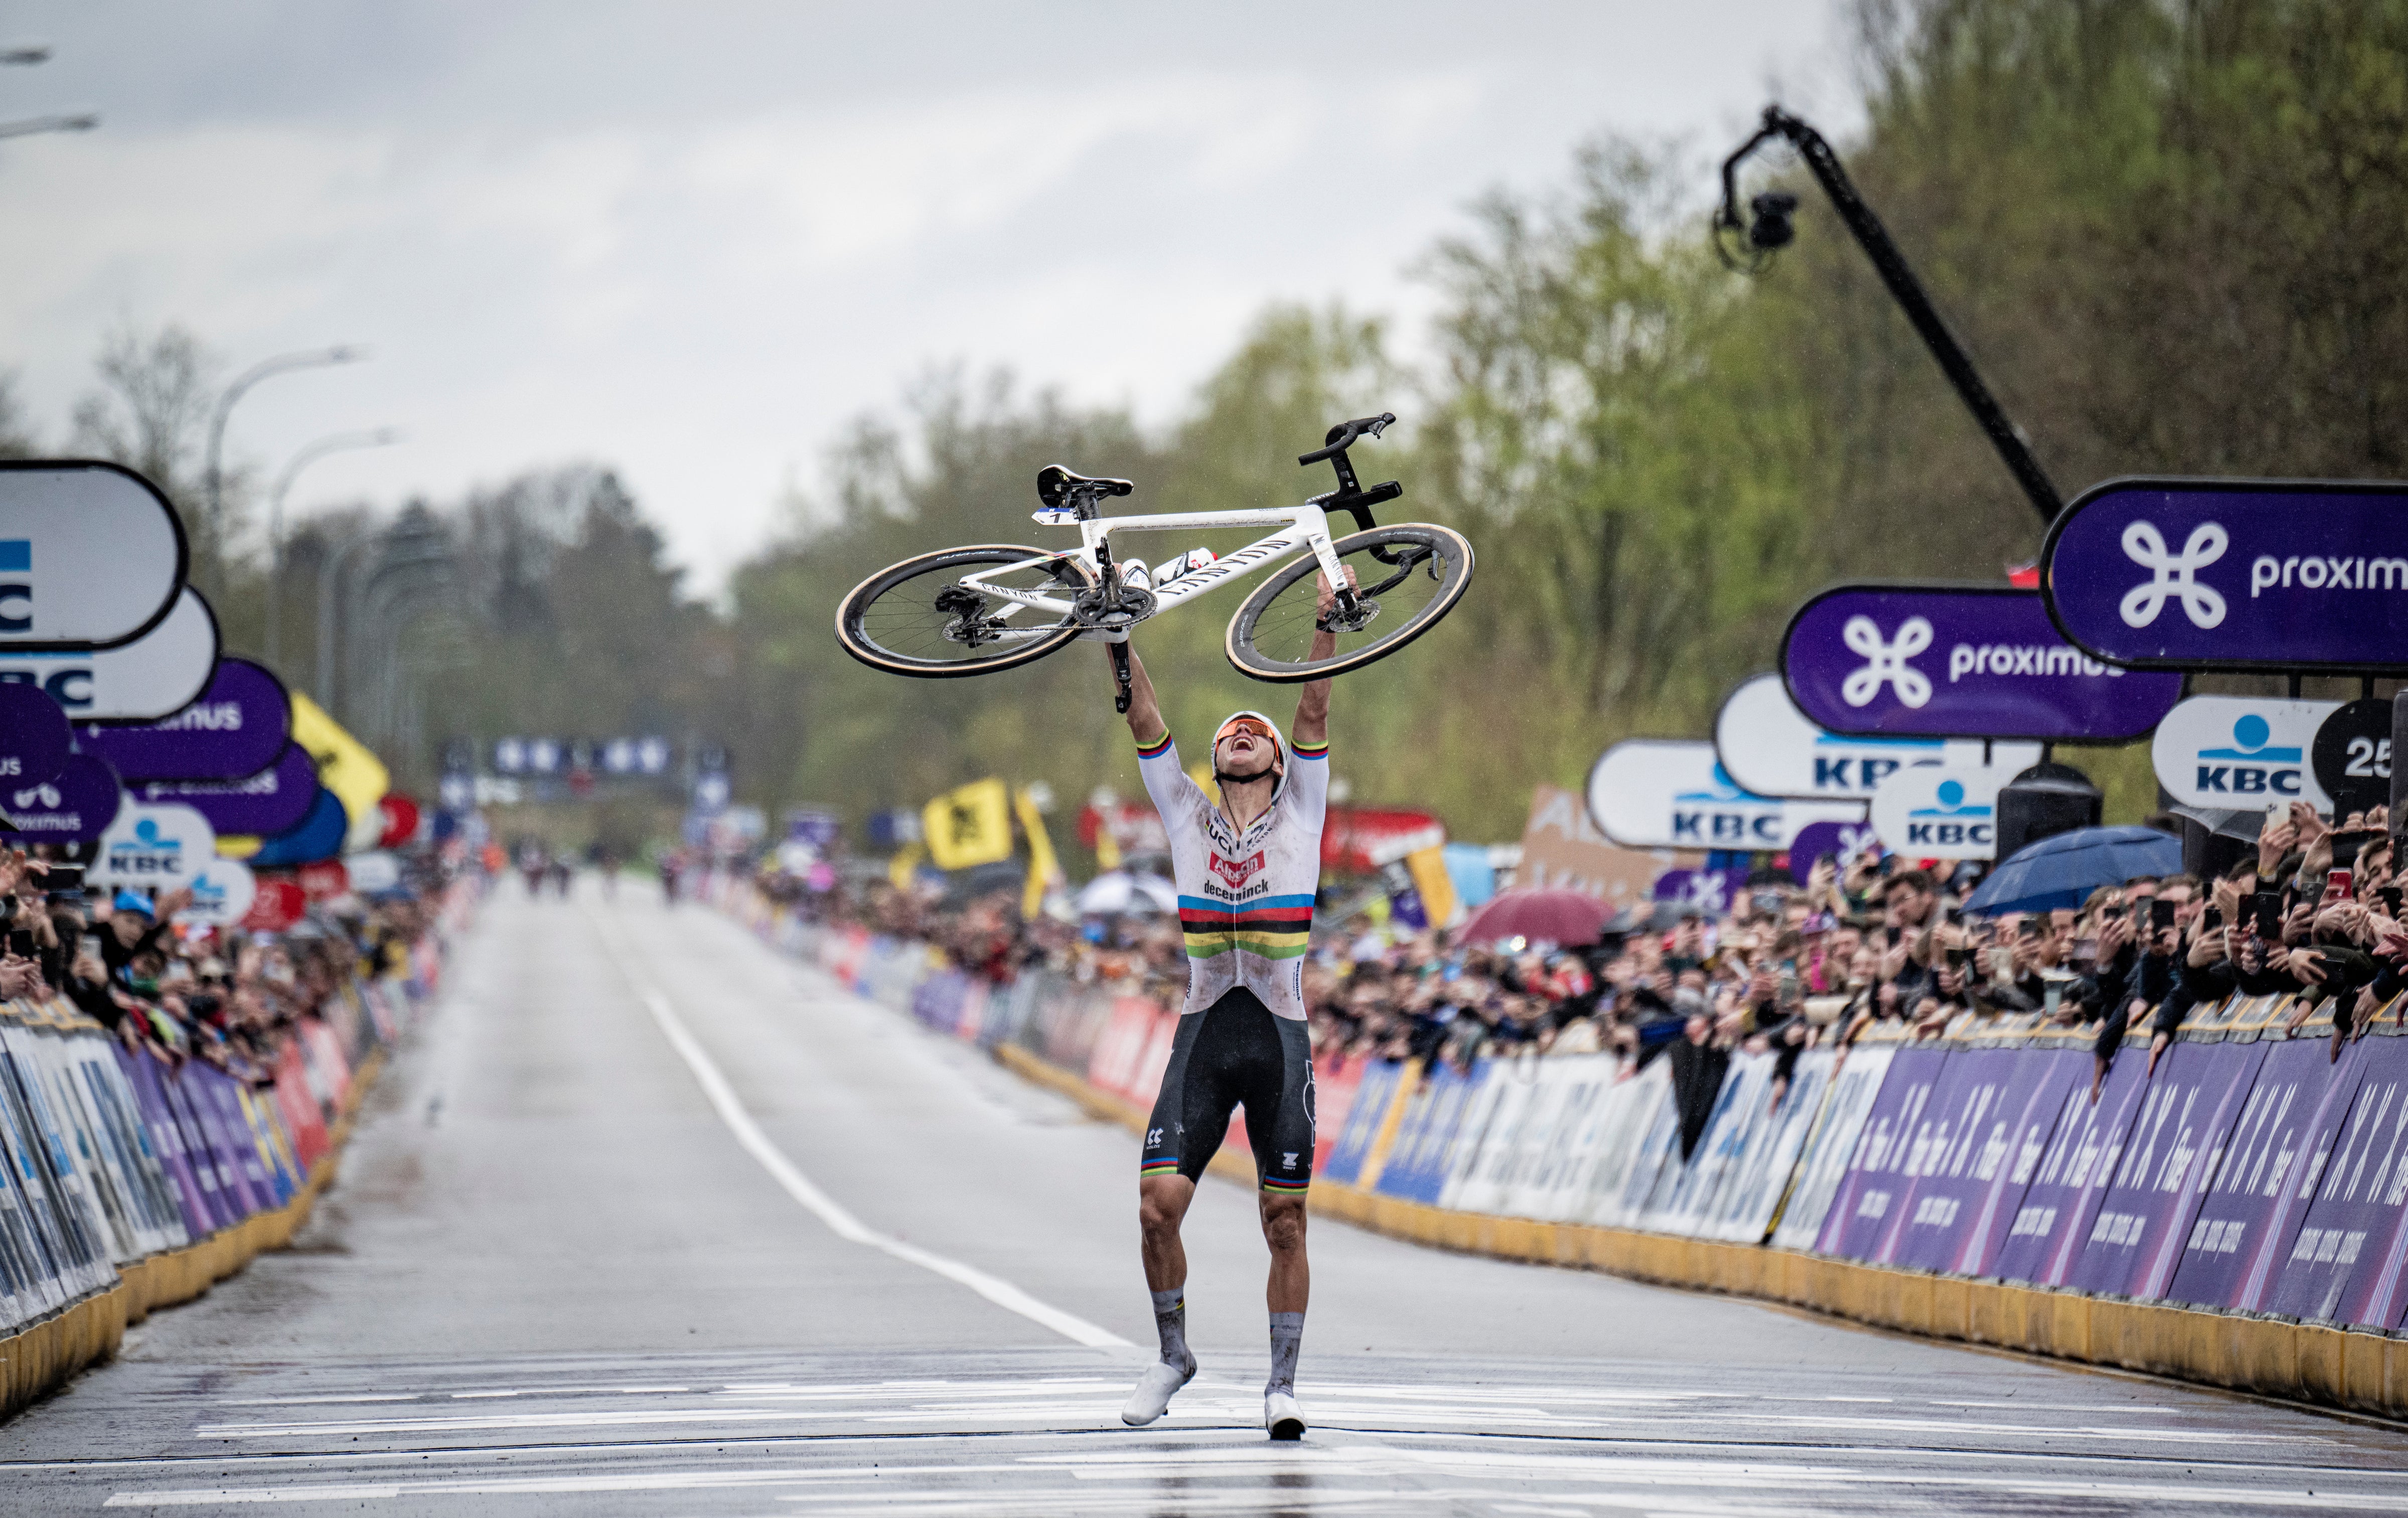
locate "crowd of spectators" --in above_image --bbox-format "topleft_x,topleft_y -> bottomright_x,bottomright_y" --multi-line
771,798 -> 2408,1153
0,846 -> 431,1093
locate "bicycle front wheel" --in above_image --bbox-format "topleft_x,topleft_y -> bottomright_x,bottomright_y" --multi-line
835,544 -> 1097,677
1224,524 -> 1474,683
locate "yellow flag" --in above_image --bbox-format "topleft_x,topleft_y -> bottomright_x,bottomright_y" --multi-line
289,692 -> 390,850
1406,844 -> 1460,929
1015,787 -> 1062,920
922,777 -> 1013,870
1187,759 -> 1222,809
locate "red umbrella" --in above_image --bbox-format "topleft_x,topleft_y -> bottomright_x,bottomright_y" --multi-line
1455,888 -> 1611,947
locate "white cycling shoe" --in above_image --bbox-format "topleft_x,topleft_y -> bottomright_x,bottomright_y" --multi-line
1264,1389 -> 1306,1441
1120,1360 -> 1195,1427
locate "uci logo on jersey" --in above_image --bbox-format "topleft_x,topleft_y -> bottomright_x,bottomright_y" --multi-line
2192,714 -> 2303,797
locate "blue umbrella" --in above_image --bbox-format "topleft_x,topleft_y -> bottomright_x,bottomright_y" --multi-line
1963,825 -> 2183,916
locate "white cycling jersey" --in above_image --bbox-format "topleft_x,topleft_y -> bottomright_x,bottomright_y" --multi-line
1134,726 -> 1329,1021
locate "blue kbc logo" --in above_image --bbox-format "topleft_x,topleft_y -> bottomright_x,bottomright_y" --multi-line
1671,765 -> 1783,843
0,539 -> 30,634
108,817 -> 187,876
2193,714 -> 2302,797
1906,779 -> 1994,848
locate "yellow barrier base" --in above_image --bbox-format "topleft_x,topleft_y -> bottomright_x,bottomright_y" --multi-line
0,1049 -> 387,1424
1000,1041 -> 2408,1420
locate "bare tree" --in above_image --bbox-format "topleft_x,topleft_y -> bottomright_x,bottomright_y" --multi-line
0,372 -> 37,458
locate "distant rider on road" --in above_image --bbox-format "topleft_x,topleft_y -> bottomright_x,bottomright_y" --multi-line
1112,568 -> 1350,1442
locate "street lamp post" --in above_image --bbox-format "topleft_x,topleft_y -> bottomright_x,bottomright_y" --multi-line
264,428 -> 401,669
204,346 -> 367,585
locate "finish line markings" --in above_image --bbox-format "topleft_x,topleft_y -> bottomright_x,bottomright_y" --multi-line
590,913 -> 1128,1350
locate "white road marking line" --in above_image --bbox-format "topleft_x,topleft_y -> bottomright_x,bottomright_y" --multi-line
590,917 -> 1128,1350
108,1443 -> 2408,1510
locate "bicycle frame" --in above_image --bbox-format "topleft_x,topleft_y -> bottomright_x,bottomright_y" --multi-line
958,503 -> 1347,625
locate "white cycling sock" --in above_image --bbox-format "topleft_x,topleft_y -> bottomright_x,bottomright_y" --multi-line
1266,1311 -> 1303,1395
1152,1288 -> 1194,1372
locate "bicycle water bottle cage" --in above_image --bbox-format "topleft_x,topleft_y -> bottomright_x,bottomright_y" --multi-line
1034,464 -> 1133,525
1298,413 -> 1404,534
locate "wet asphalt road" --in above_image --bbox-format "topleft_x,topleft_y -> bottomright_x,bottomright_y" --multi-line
3,882 -> 2404,1514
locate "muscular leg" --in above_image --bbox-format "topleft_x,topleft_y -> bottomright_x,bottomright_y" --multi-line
1258,1191 -> 1308,1314
1139,1174 -> 1195,1291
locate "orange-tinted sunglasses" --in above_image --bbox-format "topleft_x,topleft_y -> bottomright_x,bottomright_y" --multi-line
1215,716 -> 1278,746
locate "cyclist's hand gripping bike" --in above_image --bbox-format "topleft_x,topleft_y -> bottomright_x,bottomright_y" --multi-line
834,413 -> 1474,712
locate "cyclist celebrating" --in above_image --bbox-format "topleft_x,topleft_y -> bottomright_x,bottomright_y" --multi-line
1113,569 -> 1350,1443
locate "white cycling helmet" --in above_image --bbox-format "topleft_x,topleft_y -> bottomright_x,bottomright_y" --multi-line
1212,709 -> 1287,802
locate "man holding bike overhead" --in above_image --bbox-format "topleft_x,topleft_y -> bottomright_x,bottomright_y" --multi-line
1110,566 -> 1352,1443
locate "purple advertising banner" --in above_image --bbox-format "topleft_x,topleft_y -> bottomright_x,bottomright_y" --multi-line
1861,1046 -> 2011,1267
113,1043 -> 210,1238
2268,1035 -> 2408,1326
0,750 -> 122,844
1782,584 -> 2183,741
2065,1041 -> 2268,1299
154,1059 -> 232,1233
2168,1034 -> 2370,1310
1814,1046 -> 1949,1260
75,657 -> 290,782
132,743 -> 317,840
1650,867 -> 1754,918
190,1064 -> 272,1217
2043,478 -> 2408,674
0,680 -> 72,789
1990,1046 -> 2155,1286
1887,1046 -> 2090,1276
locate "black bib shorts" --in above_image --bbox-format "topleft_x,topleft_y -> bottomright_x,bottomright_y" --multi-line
1138,987 -> 1316,1195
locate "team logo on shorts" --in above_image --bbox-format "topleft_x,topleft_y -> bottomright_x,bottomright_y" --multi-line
1282,1153 -> 1298,1169
1208,850 -> 1265,889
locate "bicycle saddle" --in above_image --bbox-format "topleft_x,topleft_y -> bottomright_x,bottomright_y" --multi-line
1036,464 -> 1134,513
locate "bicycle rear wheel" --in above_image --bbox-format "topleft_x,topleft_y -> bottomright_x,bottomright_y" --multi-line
835,544 -> 1096,677
1224,524 -> 1474,683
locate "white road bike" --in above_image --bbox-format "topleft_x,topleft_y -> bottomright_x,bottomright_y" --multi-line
834,413 -> 1475,710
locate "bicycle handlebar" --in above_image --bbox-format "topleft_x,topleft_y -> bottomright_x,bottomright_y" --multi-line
1297,412 -> 1396,466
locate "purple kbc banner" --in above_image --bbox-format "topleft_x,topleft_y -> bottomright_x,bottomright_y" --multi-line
1888,1046 -> 2089,1276
132,743 -> 315,837
2043,477 -> 2408,674
1813,1046 -> 1948,1260
1990,1047 -> 2154,1286
2168,1035 -> 2369,1310
75,657 -> 290,782
1782,585 -> 2181,741
2267,1035 -> 2408,1327
2065,1041 -> 2268,1298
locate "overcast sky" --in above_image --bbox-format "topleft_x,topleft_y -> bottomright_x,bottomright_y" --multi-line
0,2 -> 1851,592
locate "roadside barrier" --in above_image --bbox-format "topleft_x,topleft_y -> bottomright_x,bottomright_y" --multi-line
742,902 -> 2408,1416
0,885 -> 470,1423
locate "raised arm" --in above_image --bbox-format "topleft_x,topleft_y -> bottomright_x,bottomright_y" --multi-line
1291,568 -> 1355,750
1115,640 -> 1167,747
